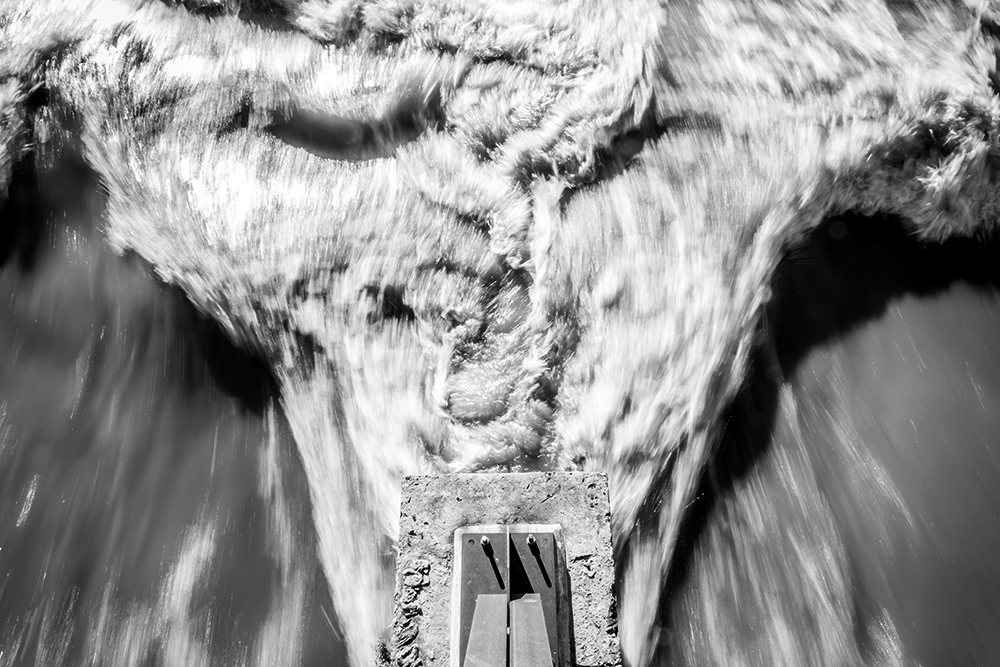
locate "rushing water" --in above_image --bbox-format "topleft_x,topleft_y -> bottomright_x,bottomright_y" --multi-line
0,142 -> 346,665
665,216 -> 1000,666
4,133 -> 1000,666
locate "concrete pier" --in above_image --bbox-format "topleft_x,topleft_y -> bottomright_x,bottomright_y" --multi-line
390,473 -> 620,667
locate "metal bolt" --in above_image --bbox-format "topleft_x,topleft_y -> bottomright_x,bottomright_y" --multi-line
527,534 -> 536,547
481,536 -> 491,548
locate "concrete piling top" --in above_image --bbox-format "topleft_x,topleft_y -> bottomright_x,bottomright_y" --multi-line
391,472 -> 620,667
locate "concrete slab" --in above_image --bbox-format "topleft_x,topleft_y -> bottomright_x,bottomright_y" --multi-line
391,472 -> 620,667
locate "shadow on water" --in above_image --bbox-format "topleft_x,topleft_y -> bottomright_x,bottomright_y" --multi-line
262,90 -> 442,162
0,135 -> 347,665
660,213 -> 1000,666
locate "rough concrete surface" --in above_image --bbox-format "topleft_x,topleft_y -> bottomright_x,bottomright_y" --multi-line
392,472 -> 619,667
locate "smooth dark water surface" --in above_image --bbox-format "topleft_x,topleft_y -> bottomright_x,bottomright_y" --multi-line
665,215 -> 1000,666
798,282 -> 1000,665
0,140 -> 345,665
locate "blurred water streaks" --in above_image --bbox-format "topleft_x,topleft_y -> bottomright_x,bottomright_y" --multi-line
663,214 -> 1000,667
4,0 -> 1000,664
0,136 -> 345,665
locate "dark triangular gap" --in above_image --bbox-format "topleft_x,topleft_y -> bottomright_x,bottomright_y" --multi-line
0,123 -> 349,666
655,211 -> 1000,666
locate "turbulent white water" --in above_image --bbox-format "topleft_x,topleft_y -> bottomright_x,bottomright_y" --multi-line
5,1 -> 1000,665
7,131 -> 1000,667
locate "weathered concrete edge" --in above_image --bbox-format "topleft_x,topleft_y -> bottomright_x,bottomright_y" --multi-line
390,472 -> 621,667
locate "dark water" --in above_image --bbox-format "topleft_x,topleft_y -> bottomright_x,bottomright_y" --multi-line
0,140 -> 346,665
6,130 -> 1000,666
665,215 -> 1000,666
